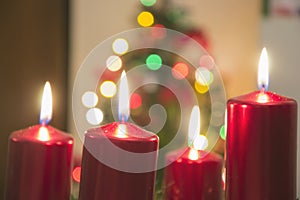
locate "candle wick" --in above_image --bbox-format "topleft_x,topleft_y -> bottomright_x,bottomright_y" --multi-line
260,84 -> 266,93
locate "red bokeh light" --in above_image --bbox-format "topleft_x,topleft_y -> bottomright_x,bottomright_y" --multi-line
151,24 -> 166,39
72,166 -> 81,183
172,62 -> 189,79
130,93 -> 142,109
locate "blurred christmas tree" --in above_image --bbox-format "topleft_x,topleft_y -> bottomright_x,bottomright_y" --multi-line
97,0 -> 225,199
72,0 -> 226,199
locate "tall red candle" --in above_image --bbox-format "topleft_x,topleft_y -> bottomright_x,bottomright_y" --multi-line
225,48 -> 297,200
164,106 -> 223,200
78,71 -> 159,200
5,82 -> 73,200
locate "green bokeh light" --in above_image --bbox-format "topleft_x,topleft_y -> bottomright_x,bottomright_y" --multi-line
146,54 -> 162,70
220,125 -> 226,140
140,0 -> 156,7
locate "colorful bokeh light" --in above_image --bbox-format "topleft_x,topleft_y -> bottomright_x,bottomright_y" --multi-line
151,24 -> 166,39
193,135 -> 208,150
172,62 -> 189,80
72,166 -> 81,183
86,108 -> 104,125
130,93 -> 142,109
100,81 -> 117,98
195,81 -> 209,94
195,67 -> 213,85
81,91 -> 98,108
146,54 -> 162,70
140,0 -> 156,6
137,11 -> 154,27
199,55 -> 215,70
220,125 -> 226,140
106,55 -> 122,72
112,38 -> 129,55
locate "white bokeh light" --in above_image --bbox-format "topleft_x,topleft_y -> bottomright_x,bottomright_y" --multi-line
82,91 -> 98,108
195,67 -> 213,85
106,55 -> 122,72
86,108 -> 104,125
112,38 -> 129,55
100,81 -> 117,98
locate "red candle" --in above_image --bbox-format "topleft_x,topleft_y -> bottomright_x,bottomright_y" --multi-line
164,106 -> 223,200
79,71 -> 159,200
5,82 -> 74,200
225,48 -> 297,200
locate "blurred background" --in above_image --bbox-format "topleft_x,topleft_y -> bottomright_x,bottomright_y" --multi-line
1,0 -> 300,198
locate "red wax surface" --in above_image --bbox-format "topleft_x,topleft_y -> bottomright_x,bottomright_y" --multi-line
226,91 -> 297,200
5,125 -> 73,200
164,148 -> 223,200
79,122 -> 159,200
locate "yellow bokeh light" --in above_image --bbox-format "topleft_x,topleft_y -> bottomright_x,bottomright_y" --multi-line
137,11 -> 154,27
100,81 -> 117,98
106,55 -> 122,72
195,81 -> 209,94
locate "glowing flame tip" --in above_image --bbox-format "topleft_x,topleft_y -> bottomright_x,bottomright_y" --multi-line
40,81 -> 52,125
188,106 -> 200,147
118,71 -> 130,122
258,47 -> 269,91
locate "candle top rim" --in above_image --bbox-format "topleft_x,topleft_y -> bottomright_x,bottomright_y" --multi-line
166,148 -> 223,164
10,125 -> 73,144
85,122 -> 159,142
228,91 -> 296,105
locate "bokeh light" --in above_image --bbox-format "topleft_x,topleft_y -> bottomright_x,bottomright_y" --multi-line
112,38 -> 129,55
220,125 -> 226,140
130,93 -> 142,109
86,108 -> 104,125
137,11 -> 154,27
100,81 -> 117,98
199,55 -> 215,70
195,81 -> 209,94
151,24 -> 166,39
140,0 -> 156,6
193,135 -> 208,150
172,62 -> 189,79
81,91 -> 98,108
72,166 -> 81,183
146,54 -> 162,70
195,67 -> 213,85
106,55 -> 122,71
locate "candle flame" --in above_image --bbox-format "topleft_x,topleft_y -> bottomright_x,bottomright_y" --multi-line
40,82 -> 52,125
188,135 -> 208,160
38,126 -> 50,141
258,47 -> 269,91
188,106 -> 200,147
118,71 -> 130,122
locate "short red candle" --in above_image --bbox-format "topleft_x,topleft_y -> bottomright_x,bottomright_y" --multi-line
164,148 -> 223,200
78,71 -> 159,200
225,48 -> 297,200
164,105 -> 223,200
78,122 -> 159,200
5,82 -> 73,200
